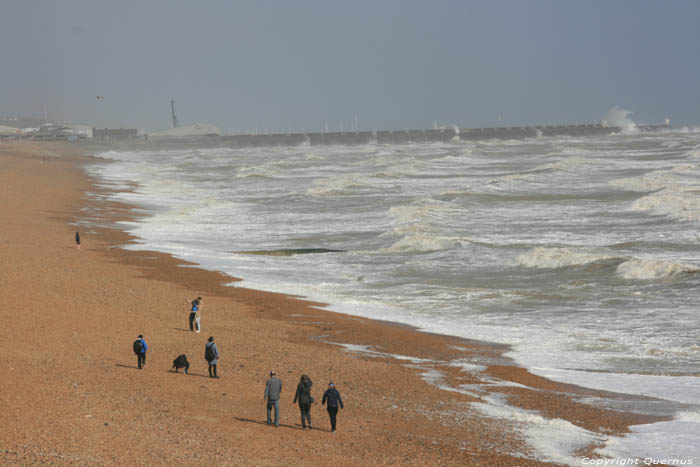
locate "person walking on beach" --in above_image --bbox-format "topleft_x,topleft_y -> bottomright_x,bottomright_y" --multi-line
264,370 -> 283,427
187,297 -> 201,331
133,334 -> 148,369
205,336 -> 219,378
293,374 -> 313,429
322,382 -> 343,432
75,231 -> 81,249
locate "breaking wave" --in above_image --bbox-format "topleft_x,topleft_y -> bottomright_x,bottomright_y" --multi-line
518,247 -> 615,269
631,187 -> 700,222
616,258 -> 699,280
382,232 -> 463,253
605,106 -> 638,134
306,174 -> 374,196
519,248 -> 700,281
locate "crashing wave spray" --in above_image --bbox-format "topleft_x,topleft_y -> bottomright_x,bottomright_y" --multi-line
451,124 -> 460,141
606,107 -> 638,134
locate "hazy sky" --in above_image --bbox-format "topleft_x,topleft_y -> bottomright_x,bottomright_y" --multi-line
2,0 -> 699,132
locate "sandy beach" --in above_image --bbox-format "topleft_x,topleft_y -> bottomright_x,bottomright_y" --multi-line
0,141 -> 669,466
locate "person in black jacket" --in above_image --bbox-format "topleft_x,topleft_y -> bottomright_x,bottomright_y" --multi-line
205,336 -> 219,378
293,375 -> 313,429
172,354 -> 190,374
322,381 -> 344,432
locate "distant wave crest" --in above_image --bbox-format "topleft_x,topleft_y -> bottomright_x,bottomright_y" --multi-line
615,258 -> 699,280
518,247 -> 699,281
306,174 -> 372,196
612,164 -> 700,222
383,232 -> 462,253
518,247 -> 614,269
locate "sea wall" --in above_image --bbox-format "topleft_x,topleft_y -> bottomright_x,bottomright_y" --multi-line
79,123 -> 669,152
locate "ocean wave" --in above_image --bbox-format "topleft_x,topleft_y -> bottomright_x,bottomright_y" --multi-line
677,126 -> 700,134
518,248 -> 700,280
615,258 -> 699,280
517,247 -> 615,269
611,164 -> 700,222
685,148 -> 700,159
306,174 -> 373,196
611,164 -> 700,192
630,187 -> 700,222
535,155 -> 601,173
234,163 -> 283,179
386,201 -> 452,225
382,232 -> 463,253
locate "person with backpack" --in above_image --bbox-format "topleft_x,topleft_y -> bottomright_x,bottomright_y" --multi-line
264,370 -> 283,427
133,334 -> 148,369
172,354 -> 190,374
187,297 -> 202,332
322,381 -> 344,432
293,374 -> 313,429
205,336 -> 219,378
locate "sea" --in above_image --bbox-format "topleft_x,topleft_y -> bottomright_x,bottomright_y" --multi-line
85,124 -> 700,463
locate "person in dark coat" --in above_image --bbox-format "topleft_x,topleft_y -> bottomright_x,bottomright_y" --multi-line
134,334 -> 148,369
205,336 -> 219,378
75,231 -> 81,249
322,381 -> 344,432
293,375 -> 313,429
172,354 -> 190,374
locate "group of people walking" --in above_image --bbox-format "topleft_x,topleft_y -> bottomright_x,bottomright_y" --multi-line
130,296 -> 344,432
266,371 -> 344,432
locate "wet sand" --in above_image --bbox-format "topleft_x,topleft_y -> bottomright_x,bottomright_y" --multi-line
0,141 -> 667,465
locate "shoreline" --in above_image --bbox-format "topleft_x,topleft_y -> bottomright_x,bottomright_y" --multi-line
1,141 -> 674,465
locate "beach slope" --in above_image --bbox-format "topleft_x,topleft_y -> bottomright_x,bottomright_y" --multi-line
0,142 -> 663,466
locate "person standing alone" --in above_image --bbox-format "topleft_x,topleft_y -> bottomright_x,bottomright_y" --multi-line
75,231 -> 81,249
187,297 -> 202,331
205,336 -> 219,378
264,371 -> 283,427
133,334 -> 148,369
322,382 -> 344,432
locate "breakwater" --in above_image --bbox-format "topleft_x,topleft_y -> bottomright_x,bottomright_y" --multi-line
81,123 -> 670,151
223,123 -> 669,147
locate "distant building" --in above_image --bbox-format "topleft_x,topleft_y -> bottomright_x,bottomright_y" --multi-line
32,124 -> 71,141
93,128 -> 139,141
0,125 -> 23,140
63,124 -> 93,139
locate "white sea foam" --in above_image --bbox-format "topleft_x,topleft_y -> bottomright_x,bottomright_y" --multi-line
306,174 -> 373,195
631,187 -> 700,222
597,411 -> 700,461
518,247 -> 614,269
473,396 -> 604,465
383,233 -> 462,253
616,258 -> 699,280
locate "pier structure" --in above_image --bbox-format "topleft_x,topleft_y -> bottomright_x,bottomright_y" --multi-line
80,122 -> 671,151
216,122 -> 668,147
